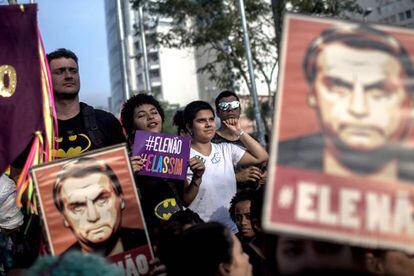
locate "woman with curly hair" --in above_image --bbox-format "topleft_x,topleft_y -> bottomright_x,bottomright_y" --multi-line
120,94 -> 205,237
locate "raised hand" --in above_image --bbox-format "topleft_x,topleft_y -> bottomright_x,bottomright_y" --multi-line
222,118 -> 242,136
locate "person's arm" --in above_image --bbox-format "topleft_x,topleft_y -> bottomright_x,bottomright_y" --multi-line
182,157 -> 205,207
222,118 -> 268,166
235,166 -> 263,182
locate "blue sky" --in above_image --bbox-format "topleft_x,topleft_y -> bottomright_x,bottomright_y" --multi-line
35,0 -> 111,108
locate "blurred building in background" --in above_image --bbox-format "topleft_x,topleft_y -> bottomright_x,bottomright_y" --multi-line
104,0 -> 200,114
357,0 -> 414,27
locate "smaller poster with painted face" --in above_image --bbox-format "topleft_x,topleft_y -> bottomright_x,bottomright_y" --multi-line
31,144 -> 154,275
132,130 -> 191,180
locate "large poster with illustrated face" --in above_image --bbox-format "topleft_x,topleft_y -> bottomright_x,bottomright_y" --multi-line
31,144 -> 154,275
264,14 -> 414,253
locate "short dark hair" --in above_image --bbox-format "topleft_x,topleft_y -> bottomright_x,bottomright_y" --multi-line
215,90 -> 240,111
169,209 -> 204,226
120,93 -> 165,143
229,189 -> 255,222
183,100 -> 215,129
250,186 -> 264,226
47,48 -> 78,65
53,157 -> 122,212
164,222 -> 233,276
303,24 -> 414,94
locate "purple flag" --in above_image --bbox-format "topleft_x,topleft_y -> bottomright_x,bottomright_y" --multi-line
0,4 -> 42,174
133,131 -> 191,180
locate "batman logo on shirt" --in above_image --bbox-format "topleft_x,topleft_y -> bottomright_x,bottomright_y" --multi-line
52,133 -> 92,158
154,198 -> 180,221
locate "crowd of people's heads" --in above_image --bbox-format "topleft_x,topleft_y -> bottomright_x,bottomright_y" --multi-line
9,40 -> 414,276
159,222 -> 252,276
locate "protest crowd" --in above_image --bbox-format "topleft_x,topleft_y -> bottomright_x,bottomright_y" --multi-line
2,7 -> 414,276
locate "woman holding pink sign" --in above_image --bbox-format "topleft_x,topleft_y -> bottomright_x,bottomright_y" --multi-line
183,101 -> 268,232
120,94 -> 205,238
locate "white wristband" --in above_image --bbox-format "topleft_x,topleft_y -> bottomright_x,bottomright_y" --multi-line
237,130 -> 245,139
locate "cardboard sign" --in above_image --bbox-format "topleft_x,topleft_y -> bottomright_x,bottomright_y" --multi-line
31,144 -> 154,273
132,130 -> 191,180
264,14 -> 414,253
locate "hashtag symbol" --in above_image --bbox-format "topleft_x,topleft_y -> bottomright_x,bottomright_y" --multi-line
278,186 -> 294,209
145,136 -> 155,151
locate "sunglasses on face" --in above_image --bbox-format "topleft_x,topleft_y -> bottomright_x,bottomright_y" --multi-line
218,101 -> 240,111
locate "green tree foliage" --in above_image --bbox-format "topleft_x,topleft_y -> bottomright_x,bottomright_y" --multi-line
271,0 -> 363,54
132,0 -> 362,138
131,0 -> 277,97
160,101 -> 180,135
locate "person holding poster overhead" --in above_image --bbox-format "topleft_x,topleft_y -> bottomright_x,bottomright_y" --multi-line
120,94 -> 205,237
279,24 -> 414,182
184,101 -> 268,232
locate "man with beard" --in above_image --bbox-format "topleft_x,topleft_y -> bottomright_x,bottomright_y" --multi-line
47,48 -> 125,159
8,49 -> 126,268
278,24 -> 414,182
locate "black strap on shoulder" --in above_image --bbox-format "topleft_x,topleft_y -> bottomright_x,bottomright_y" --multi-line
81,103 -> 106,148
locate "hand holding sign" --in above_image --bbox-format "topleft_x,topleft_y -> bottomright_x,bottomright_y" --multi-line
130,155 -> 146,173
189,156 -> 205,184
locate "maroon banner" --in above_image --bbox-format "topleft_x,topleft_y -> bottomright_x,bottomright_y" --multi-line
0,4 -> 43,174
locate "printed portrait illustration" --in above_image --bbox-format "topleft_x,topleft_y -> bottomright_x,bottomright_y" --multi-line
32,145 -> 152,258
264,15 -> 414,253
275,15 -> 414,183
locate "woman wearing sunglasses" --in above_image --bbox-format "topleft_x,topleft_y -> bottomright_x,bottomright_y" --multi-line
183,101 -> 268,232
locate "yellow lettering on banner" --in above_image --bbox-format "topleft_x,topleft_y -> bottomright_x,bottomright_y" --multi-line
0,65 -> 17,97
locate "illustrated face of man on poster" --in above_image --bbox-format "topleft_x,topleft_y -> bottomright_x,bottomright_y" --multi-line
59,172 -> 123,246
303,25 -> 414,180
53,157 -> 146,256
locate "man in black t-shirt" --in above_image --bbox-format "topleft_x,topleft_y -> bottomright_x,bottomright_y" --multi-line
47,48 -> 125,159
12,48 -> 125,165
9,49 -> 125,269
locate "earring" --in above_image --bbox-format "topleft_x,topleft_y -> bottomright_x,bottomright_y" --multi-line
121,200 -> 125,209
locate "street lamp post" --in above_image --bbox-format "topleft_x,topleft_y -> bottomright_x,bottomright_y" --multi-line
237,0 -> 266,146
138,6 -> 152,94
